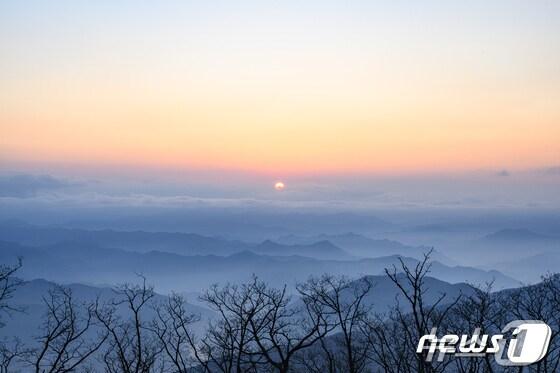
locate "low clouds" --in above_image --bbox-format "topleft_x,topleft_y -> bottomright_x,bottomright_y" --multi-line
496,169 -> 510,177
543,166 -> 560,175
1,168 -> 559,210
0,174 -> 77,197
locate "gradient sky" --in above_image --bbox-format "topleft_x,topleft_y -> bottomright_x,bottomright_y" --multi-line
1,0 -> 559,176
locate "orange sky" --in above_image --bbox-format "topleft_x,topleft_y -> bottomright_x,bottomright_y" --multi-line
1,1 -> 559,175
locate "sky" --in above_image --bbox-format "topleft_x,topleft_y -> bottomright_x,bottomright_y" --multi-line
0,0 -> 559,209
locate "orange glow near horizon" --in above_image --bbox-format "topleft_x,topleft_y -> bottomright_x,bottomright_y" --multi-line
1,1 -> 559,176
1,88 -> 558,176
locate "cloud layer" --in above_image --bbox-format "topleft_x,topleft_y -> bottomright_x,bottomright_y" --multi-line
0,174 -> 76,197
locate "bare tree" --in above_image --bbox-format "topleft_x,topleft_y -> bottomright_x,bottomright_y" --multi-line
151,293 -> 202,373
445,282 -> 503,373
296,274 -> 373,373
95,277 -> 162,373
362,311 -> 416,373
32,285 -> 107,373
366,251 -> 461,373
540,274 -> 560,373
199,277 -> 269,373
247,278 -> 332,373
0,338 -> 29,373
0,258 -> 23,327
0,259 -> 27,372
499,274 -> 560,373
197,276 -> 333,373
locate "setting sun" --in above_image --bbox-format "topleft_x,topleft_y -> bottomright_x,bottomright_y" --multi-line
274,182 -> 285,191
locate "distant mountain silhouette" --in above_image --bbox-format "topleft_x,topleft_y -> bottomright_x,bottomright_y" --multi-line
0,221 -> 250,256
0,272 -> 477,355
341,274 -> 475,314
0,278 -> 214,344
492,251 -> 560,283
481,228 -> 556,243
276,232 -> 452,262
0,240 -> 519,293
254,240 -> 352,260
0,221 -> 352,260
465,228 -> 560,265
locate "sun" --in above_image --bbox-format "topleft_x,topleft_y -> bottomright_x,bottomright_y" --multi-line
274,181 -> 285,191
